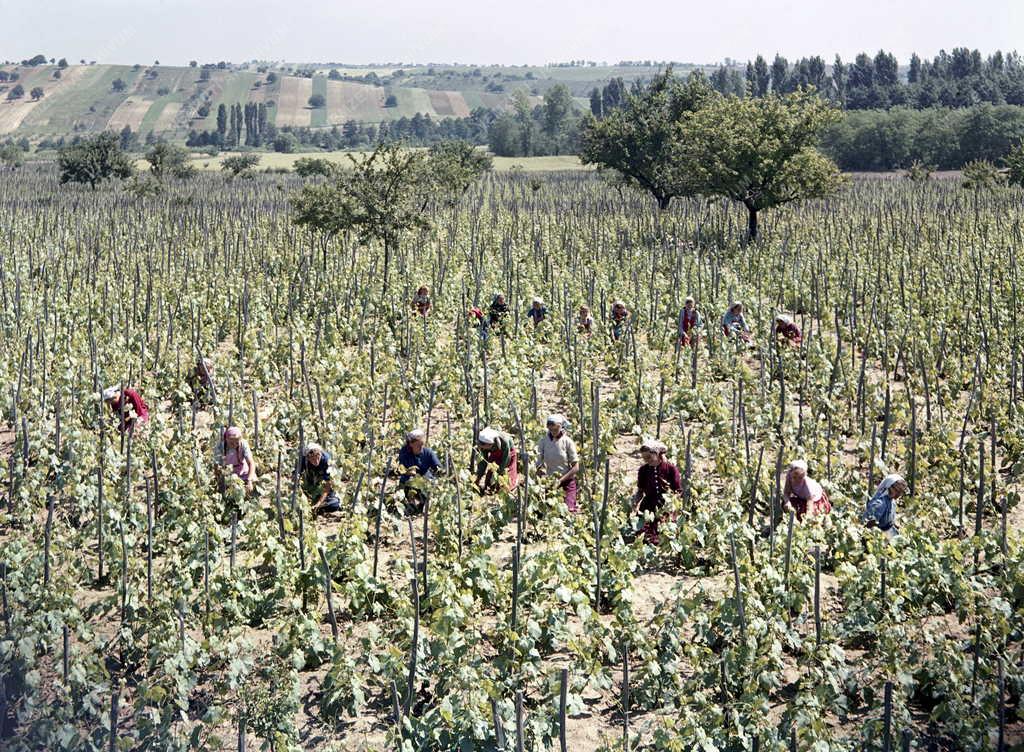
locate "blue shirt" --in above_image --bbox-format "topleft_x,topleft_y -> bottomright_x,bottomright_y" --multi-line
301,450 -> 332,486
397,445 -> 441,484
864,489 -> 896,531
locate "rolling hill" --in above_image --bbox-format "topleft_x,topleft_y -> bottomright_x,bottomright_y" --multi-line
0,63 -> 548,141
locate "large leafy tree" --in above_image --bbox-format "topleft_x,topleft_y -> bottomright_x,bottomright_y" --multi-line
682,89 -> 844,241
580,69 -> 711,210
427,140 -> 492,197
57,132 -> 133,189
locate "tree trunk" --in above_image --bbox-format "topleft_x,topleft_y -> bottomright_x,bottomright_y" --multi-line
382,236 -> 393,298
745,203 -> 759,242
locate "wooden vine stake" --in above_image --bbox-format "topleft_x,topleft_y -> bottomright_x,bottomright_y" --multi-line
558,668 -> 568,752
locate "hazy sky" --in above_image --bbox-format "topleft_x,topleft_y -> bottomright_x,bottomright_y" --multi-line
4,0 -> 1022,67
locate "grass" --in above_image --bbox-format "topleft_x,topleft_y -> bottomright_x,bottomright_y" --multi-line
310,76 -> 327,127
181,150 -> 587,172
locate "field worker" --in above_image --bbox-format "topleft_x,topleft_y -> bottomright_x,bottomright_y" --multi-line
412,285 -> 432,317
101,384 -> 149,434
189,356 -> 216,405
610,300 -> 630,341
475,427 -> 519,494
782,459 -> 831,520
300,442 -> 341,515
397,428 -> 442,512
677,296 -> 703,347
488,293 -> 510,329
535,414 -> 580,513
527,297 -> 548,326
632,439 -> 682,544
577,305 -> 594,335
773,313 -> 802,346
863,474 -> 906,538
721,301 -> 753,343
217,426 -> 257,495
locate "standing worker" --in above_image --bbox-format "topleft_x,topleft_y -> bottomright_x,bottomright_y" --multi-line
632,439 -> 682,544
535,415 -> 580,513
475,427 -> 519,494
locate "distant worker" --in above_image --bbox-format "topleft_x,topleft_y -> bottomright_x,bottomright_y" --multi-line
412,285 -> 432,317
782,460 -> 831,520
535,414 -> 580,513
527,297 -> 548,326
863,474 -> 906,539
397,428 -> 442,513
488,293 -> 510,330
632,439 -> 682,545
773,313 -> 802,346
475,427 -> 519,494
300,442 -> 341,515
677,296 -> 703,347
577,305 -> 594,335
189,356 -> 216,406
101,384 -> 149,434
722,301 -> 752,343
217,426 -> 257,496
610,300 -> 630,341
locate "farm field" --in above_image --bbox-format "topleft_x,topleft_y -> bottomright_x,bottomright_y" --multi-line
157,151 -> 587,172
0,164 -> 1021,752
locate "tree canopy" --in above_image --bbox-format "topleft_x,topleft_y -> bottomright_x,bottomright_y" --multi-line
57,132 -> 134,189
579,70 -> 712,210
145,141 -> 194,181
681,89 -> 844,239
290,141 -> 489,291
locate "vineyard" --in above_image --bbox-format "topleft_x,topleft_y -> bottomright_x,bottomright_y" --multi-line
0,164 -> 1022,751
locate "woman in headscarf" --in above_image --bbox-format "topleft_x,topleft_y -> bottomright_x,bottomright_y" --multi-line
535,415 -> 580,513
632,439 -> 682,544
101,384 -> 149,434
218,426 -> 257,494
577,305 -> 594,336
411,285 -> 432,317
610,300 -> 630,341
527,297 -> 548,327
475,427 -> 519,494
863,474 -> 906,538
677,296 -> 703,347
722,301 -> 752,343
773,313 -> 802,346
300,442 -> 341,514
397,428 -> 442,512
782,459 -> 831,520
488,293 -> 510,329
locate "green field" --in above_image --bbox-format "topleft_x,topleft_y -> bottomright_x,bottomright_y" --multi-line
178,150 -> 586,172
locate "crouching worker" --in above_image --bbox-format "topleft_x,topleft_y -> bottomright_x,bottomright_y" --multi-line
301,442 -> 341,515
677,297 -> 703,347
773,314 -> 802,346
535,414 -> 580,513
189,357 -> 216,406
722,302 -> 753,343
102,384 -> 150,434
217,426 -> 257,497
475,427 -> 519,494
863,474 -> 906,539
782,460 -> 831,520
397,428 -> 441,514
632,439 -> 682,545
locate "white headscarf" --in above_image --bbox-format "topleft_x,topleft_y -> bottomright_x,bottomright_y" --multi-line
640,438 -> 666,454
532,297 -> 543,306
304,442 -> 323,456
776,313 -> 793,325
874,474 -> 905,497
788,459 -> 808,473
101,386 -> 119,401
546,414 -> 567,428
405,428 -> 426,444
477,427 -> 499,445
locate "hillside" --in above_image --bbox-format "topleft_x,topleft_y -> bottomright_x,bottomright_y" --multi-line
0,62 -> 568,140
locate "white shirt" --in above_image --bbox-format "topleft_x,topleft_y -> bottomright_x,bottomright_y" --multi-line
536,432 -> 579,476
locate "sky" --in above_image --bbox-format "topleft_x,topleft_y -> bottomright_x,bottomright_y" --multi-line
3,0 -> 1023,67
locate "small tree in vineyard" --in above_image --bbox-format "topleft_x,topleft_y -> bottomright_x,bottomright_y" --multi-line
57,132 -> 133,189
